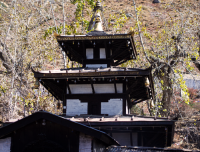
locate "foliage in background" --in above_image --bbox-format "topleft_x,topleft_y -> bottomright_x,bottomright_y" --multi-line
0,0 -> 199,125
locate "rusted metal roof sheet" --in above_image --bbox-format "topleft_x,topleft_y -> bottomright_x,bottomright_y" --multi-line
106,146 -> 191,152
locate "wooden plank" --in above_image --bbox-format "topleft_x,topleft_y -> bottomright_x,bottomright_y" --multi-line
114,79 -> 117,94
66,80 -> 71,95
123,97 -> 126,115
114,53 -> 131,66
130,132 -> 133,146
130,36 -> 137,58
64,93 -> 126,100
90,79 -> 95,94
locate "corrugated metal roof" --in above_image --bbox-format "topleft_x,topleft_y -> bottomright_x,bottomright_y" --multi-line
105,146 -> 191,152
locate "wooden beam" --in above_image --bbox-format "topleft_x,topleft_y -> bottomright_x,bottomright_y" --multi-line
126,94 -> 131,111
114,79 -> 117,94
114,52 -> 130,66
126,81 -> 138,94
82,40 -> 86,62
114,59 -> 127,66
63,94 -> 66,114
64,93 -> 126,100
34,70 -> 150,78
130,131 -> 133,146
90,78 -> 95,94
123,97 -> 126,115
63,80 -> 67,114
130,36 -> 137,58
110,43 -> 124,59
66,80 -> 71,95
56,34 -> 130,41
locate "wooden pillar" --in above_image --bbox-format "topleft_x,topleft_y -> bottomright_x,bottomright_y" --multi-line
63,80 -> 67,114
130,131 -> 133,146
123,81 -> 127,115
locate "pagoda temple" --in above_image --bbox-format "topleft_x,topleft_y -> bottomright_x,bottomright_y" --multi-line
0,1 -> 175,151
33,1 -> 154,116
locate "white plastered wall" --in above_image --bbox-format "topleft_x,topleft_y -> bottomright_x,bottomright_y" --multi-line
86,48 -> 93,59
126,100 -> 129,114
86,64 -> 107,68
93,84 -> 122,94
66,84 -> 123,116
101,99 -> 122,116
67,84 -> 123,94
67,84 -> 93,94
100,48 -> 106,59
0,137 -> 11,152
66,99 -> 87,116
79,133 -> 92,152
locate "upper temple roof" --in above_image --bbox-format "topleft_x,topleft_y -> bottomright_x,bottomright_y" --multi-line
55,0 -> 136,67
56,33 -> 137,67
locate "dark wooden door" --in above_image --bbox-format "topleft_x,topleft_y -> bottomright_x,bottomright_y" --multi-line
88,101 -> 101,115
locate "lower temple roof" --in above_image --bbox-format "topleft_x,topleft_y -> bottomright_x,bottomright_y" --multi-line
0,111 -> 119,146
32,67 -> 154,104
33,67 -> 151,77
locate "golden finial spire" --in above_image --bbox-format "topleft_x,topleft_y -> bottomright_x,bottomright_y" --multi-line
94,1 -> 103,31
96,0 -> 102,10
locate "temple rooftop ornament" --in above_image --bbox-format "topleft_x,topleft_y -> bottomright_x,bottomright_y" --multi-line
87,0 -> 106,36
54,1 -> 137,67
95,0 -> 102,10
86,12 -> 106,36
94,13 -> 103,32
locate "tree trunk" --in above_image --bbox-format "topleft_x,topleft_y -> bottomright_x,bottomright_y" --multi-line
158,66 -> 173,117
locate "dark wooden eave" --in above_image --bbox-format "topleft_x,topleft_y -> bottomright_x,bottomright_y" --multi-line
33,68 -> 151,78
0,111 -> 119,146
32,67 -> 155,104
56,34 -> 137,66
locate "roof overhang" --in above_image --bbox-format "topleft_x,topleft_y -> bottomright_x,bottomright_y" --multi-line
0,111 -> 119,146
56,34 -> 137,66
32,67 -> 155,103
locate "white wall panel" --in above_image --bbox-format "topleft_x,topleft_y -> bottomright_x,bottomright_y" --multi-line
68,84 -> 93,94
79,133 -> 92,152
66,99 -> 87,116
86,64 -> 107,68
100,48 -> 106,59
0,137 -> 11,152
126,100 -> 129,114
101,99 -> 122,116
68,84 -> 122,94
86,48 -> 93,59
94,84 -> 123,94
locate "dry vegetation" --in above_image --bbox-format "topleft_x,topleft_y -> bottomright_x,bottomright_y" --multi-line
0,0 -> 200,150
